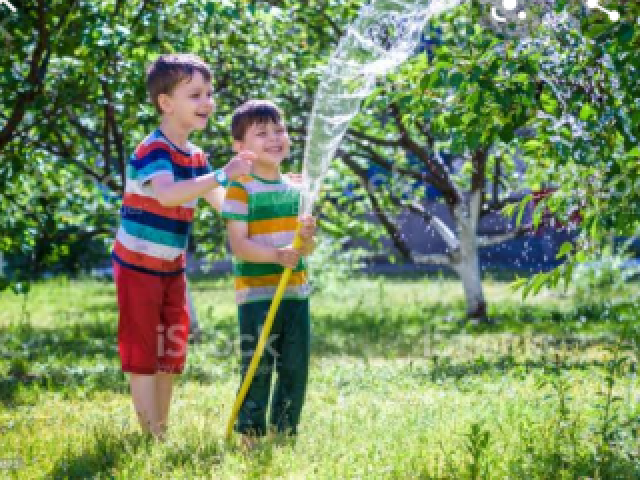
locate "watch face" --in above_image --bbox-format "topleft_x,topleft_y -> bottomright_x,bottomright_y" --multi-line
217,169 -> 228,186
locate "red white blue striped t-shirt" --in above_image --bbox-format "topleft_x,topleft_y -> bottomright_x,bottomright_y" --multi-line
111,129 -> 213,275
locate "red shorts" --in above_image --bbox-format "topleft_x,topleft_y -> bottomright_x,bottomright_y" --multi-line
113,261 -> 190,374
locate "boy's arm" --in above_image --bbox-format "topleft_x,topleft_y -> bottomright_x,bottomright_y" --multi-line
151,172 -> 222,207
203,186 -> 227,213
227,220 -> 300,269
151,152 -> 253,207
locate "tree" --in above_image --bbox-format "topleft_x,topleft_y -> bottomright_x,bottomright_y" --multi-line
300,0 -> 638,321
507,0 -> 639,296
0,0 -> 358,283
311,1 -> 551,321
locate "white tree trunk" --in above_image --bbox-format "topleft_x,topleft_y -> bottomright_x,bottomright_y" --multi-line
451,194 -> 487,321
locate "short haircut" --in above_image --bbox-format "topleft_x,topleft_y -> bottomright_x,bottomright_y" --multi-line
231,100 -> 283,141
146,53 -> 212,114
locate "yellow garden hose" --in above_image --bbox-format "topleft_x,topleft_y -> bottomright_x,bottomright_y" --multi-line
225,229 -> 303,440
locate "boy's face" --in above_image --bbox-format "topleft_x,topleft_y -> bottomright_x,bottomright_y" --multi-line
158,71 -> 214,131
233,120 -> 290,169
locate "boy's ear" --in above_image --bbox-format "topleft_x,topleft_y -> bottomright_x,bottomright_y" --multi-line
232,139 -> 243,153
157,93 -> 172,115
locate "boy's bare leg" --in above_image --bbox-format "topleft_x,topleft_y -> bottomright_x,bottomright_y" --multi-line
155,372 -> 174,435
130,373 -> 159,435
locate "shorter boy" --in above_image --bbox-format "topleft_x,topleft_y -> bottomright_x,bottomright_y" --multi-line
221,100 -> 316,442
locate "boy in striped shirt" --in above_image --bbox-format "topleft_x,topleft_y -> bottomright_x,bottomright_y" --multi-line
221,100 -> 316,443
112,54 -> 252,438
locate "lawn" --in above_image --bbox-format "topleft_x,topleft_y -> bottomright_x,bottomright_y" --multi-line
0,274 -> 638,478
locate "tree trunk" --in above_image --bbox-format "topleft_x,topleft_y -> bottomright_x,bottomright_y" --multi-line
450,195 -> 488,323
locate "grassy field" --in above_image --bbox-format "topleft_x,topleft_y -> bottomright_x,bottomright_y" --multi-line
0,273 -> 639,478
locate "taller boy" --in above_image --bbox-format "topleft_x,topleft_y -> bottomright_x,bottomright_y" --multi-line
112,54 -> 251,438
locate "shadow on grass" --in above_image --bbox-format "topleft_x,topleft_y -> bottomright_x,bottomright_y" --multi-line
406,354 -> 629,385
0,319 -> 236,405
159,437 -> 226,469
309,300 -> 635,359
2,293 -> 637,400
0,320 -> 122,405
48,429 -> 151,479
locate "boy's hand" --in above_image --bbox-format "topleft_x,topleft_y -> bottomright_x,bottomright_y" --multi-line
299,237 -> 315,256
224,151 -> 254,180
284,173 -> 304,185
298,215 -> 316,240
275,246 -> 301,269
297,215 -> 316,256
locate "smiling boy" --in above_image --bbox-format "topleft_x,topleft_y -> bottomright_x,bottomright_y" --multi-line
112,54 -> 252,438
221,100 -> 316,443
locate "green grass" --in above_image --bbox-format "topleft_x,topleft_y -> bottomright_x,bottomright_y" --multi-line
0,274 -> 639,478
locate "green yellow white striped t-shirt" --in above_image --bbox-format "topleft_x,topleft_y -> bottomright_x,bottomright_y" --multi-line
221,173 -> 310,305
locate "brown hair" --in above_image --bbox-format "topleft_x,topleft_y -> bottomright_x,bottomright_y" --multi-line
146,54 -> 212,114
231,100 -> 283,141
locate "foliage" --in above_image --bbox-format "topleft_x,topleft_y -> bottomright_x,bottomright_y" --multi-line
1,0 -> 638,303
509,1 -> 640,294
0,0 -> 359,286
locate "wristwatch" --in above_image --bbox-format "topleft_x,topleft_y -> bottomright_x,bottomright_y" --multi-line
214,168 -> 229,187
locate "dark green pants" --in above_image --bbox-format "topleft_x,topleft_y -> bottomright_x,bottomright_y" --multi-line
235,298 -> 310,436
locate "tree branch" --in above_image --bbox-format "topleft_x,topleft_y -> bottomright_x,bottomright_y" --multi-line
388,102 -> 461,203
345,137 -> 443,186
339,153 -> 413,260
50,129 -> 121,191
386,190 -> 460,251
346,128 -> 403,148
411,253 -> 451,266
66,107 -> 103,156
102,79 -> 125,192
477,224 -> 534,247
491,154 -> 501,206
480,192 -> 529,217
0,0 -> 50,149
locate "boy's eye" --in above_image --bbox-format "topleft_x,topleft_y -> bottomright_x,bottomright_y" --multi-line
190,93 -> 200,99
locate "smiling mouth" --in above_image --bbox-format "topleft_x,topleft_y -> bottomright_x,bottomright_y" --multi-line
195,113 -> 209,119
264,147 -> 283,153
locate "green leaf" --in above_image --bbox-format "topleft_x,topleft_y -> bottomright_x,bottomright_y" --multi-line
515,194 -> 532,228
523,140 -> 542,153
530,272 -> 549,296
541,91 -> 558,115
446,114 -> 462,127
627,146 -> 640,158
513,73 -> 529,84
318,219 -> 344,237
556,241 -> 573,260
449,72 -> 464,88
563,262 -> 573,291
509,276 -> 528,292
579,104 -> 597,121
617,24 -> 634,44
